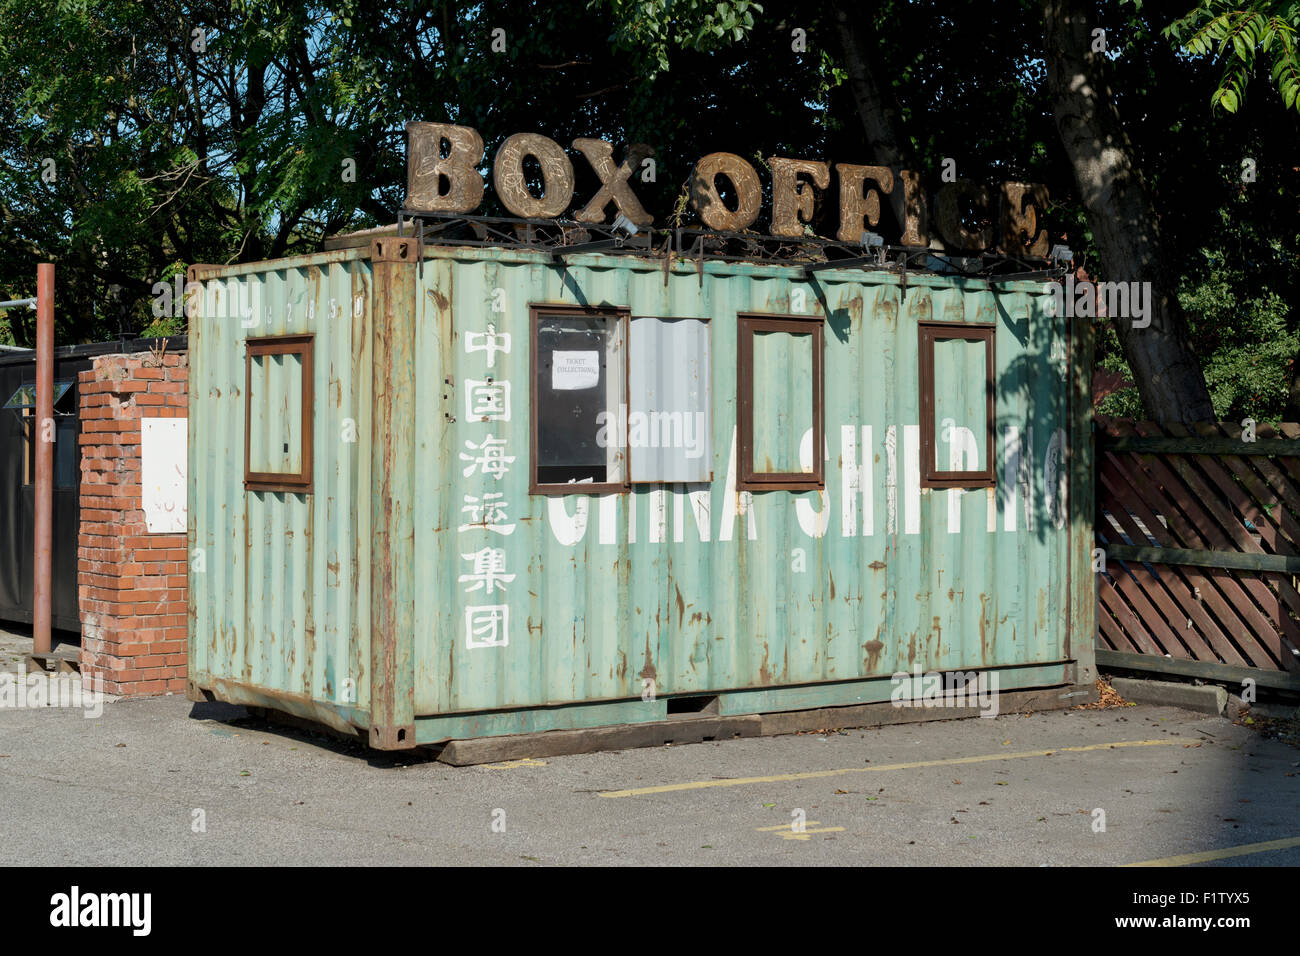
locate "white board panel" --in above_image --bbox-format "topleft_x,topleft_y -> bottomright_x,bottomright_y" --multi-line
628,316 -> 712,482
142,418 -> 187,533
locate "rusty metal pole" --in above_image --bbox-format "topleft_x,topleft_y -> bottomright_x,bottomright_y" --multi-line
33,262 -> 54,656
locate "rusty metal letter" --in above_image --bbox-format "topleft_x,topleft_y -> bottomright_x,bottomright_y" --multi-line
889,169 -> 928,247
689,152 -> 761,232
836,164 -> 895,242
998,182 -> 1050,257
935,181 -> 995,251
572,139 -> 654,225
769,157 -> 829,237
405,122 -> 485,214
493,133 -> 575,218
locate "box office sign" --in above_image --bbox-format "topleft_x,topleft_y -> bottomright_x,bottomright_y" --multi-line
404,121 -> 1049,256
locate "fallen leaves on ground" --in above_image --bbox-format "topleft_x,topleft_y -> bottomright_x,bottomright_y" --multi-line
1236,711 -> 1300,748
1074,678 -> 1136,710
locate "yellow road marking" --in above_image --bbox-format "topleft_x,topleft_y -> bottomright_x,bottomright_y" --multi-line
781,828 -> 846,840
1123,835 -> 1300,867
754,821 -> 846,840
756,821 -> 822,831
597,739 -> 1181,798
483,758 -> 548,769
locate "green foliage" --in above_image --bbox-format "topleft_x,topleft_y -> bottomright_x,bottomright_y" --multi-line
0,0 -> 1294,432
0,309 -> 17,347
1166,1 -> 1300,113
1180,212 -> 1299,423
599,0 -> 764,78
140,314 -> 186,338
1097,163 -> 1300,424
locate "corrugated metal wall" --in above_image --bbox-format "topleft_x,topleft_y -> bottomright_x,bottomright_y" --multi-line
189,252 -> 373,714
411,249 -> 1068,717
190,244 -> 1072,733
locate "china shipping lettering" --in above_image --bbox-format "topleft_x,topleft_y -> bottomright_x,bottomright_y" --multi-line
404,122 -> 1050,254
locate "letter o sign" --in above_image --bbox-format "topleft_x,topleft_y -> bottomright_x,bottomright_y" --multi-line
689,152 -> 762,232
493,133 -> 575,219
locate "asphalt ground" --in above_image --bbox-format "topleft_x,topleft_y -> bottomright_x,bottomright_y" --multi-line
1,651 -> 1297,867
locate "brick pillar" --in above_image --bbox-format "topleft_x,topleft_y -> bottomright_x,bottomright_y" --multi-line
77,349 -> 189,696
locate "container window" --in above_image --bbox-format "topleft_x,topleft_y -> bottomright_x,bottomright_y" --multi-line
628,316 -> 712,483
245,334 -> 313,493
919,321 -> 995,488
737,314 -> 824,491
531,308 -> 627,493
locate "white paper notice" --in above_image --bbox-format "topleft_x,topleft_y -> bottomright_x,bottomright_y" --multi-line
552,351 -> 600,390
142,418 -> 187,533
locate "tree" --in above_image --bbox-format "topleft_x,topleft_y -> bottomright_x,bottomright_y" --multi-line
0,0 -> 836,341
1,0 -> 1294,433
1042,0 -> 1216,423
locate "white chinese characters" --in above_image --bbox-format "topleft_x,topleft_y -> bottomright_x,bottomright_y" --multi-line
459,492 -> 515,534
459,435 -> 515,480
458,547 -> 516,594
465,323 -> 511,368
459,324 -> 517,650
465,604 -> 509,649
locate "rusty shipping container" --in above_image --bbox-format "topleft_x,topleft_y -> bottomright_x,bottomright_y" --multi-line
187,238 -> 1094,749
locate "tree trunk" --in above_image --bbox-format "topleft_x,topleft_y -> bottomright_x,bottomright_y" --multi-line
1283,361 -> 1300,422
1042,0 -> 1214,424
829,1 -> 908,166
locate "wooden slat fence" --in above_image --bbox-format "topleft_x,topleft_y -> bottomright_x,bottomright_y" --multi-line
1094,415 -> 1300,691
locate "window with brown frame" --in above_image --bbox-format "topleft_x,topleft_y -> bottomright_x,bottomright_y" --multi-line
530,306 -> 628,494
737,313 -> 824,491
529,306 -> 714,494
918,321 -> 995,488
244,334 -> 314,493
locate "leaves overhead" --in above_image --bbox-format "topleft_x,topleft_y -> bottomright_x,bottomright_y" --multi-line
0,0 -> 1294,426
1165,1 -> 1300,114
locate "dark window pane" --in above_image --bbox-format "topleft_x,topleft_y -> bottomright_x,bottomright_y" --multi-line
55,416 -> 76,488
535,313 -> 624,486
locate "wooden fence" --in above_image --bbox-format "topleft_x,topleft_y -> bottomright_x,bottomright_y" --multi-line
1094,415 -> 1300,691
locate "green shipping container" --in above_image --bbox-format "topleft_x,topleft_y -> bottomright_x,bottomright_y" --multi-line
187,238 -> 1094,749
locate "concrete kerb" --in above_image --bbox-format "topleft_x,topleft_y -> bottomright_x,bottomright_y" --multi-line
1108,677 -> 1228,716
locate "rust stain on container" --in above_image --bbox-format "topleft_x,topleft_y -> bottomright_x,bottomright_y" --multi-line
186,242 -> 1087,748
